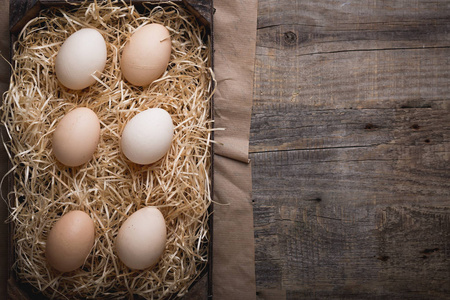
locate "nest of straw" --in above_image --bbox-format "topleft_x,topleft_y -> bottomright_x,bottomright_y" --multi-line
1,1 -> 213,299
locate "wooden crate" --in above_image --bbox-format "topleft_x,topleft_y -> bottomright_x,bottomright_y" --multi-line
6,1 -> 214,299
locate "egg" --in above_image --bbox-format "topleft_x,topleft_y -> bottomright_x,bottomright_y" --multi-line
115,207 -> 166,270
121,108 -> 174,165
55,28 -> 107,90
121,24 -> 172,86
53,107 -> 100,167
46,210 -> 95,273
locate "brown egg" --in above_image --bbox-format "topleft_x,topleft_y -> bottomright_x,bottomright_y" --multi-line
121,24 -> 172,86
52,107 -> 100,167
46,210 -> 95,273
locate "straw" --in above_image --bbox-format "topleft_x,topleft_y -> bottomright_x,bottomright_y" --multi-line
1,1 -> 214,299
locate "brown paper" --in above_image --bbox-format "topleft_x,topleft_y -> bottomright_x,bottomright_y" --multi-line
0,0 -> 259,298
211,0 -> 258,298
213,0 -> 258,164
212,156 -> 256,299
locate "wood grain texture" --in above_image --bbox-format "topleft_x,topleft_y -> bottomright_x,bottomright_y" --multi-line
250,0 -> 450,298
9,0 -> 40,33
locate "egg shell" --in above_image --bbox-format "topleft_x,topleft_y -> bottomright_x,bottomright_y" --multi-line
121,24 -> 172,86
55,28 -> 107,90
115,207 -> 167,270
46,210 -> 95,273
53,107 -> 100,167
121,108 -> 174,165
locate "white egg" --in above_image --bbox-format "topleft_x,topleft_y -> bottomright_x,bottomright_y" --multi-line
55,28 -> 107,90
121,108 -> 174,165
115,207 -> 166,270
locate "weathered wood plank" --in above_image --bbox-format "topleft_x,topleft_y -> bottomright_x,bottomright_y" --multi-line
251,0 -> 450,298
251,105 -> 449,152
252,172 -> 450,298
251,146 -> 450,206
9,0 -> 40,33
254,0 -> 450,111
257,0 -> 450,55
253,48 -> 450,111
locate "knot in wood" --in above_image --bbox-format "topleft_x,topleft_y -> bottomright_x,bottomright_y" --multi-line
364,123 -> 378,130
283,31 -> 297,45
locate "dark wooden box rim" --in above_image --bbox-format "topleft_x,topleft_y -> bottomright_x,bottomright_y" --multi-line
7,0 -> 215,299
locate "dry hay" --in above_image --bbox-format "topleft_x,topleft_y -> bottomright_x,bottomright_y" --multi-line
1,1 -> 213,299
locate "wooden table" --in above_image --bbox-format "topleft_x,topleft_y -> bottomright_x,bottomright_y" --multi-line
5,0 -> 450,299
250,0 -> 450,298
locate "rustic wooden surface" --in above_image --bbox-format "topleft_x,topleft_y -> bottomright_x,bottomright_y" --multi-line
7,0 -> 450,299
250,0 -> 450,299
